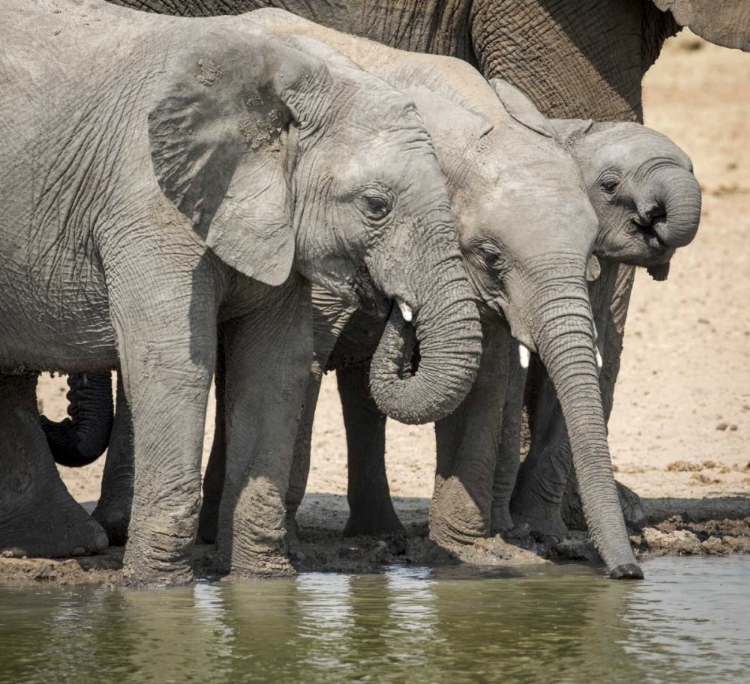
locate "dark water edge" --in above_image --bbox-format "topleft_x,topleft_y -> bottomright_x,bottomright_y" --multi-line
0,555 -> 747,684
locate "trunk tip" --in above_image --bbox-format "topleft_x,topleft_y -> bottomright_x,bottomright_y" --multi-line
609,563 -> 644,580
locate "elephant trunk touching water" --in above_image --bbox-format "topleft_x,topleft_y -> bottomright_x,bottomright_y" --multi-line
528,268 -> 639,576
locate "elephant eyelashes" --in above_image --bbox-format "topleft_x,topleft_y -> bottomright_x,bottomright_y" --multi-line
480,246 -> 504,271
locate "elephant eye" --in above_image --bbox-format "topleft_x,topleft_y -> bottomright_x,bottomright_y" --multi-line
480,247 -> 504,270
600,176 -> 620,194
363,193 -> 392,221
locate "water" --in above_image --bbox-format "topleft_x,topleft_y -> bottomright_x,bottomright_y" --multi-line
0,556 -> 748,684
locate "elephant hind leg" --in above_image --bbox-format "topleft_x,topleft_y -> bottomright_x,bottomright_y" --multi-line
337,361 -> 405,539
0,373 -> 108,557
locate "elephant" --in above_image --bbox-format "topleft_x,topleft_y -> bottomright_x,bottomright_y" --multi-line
90,0 -> 749,546
494,117 -> 702,537
0,0 -> 484,583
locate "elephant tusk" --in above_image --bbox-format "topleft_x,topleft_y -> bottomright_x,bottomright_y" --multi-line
396,297 -> 412,323
519,343 -> 530,369
596,348 -> 603,369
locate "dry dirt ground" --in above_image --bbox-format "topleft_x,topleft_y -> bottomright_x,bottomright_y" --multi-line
6,30 -> 748,583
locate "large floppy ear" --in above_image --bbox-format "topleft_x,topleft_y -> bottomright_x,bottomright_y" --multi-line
488,78 -> 555,138
148,31 -> 331,286
546,118 -> 596,151
651,0 -> 750,51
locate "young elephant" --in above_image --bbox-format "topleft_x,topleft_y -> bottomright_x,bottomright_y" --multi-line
0,1 -> 483,583
496,117 -> 701,539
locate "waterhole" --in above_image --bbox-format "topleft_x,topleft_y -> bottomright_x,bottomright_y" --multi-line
0,555 -> 747,683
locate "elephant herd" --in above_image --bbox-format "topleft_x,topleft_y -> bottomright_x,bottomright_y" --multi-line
0,0 -> 745,586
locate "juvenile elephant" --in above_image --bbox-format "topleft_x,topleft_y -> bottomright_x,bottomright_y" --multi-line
494,118 -> 702,538
0,1 -> 483,583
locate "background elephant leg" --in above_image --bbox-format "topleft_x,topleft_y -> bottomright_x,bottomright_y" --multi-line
197,332 -> 226,545
338,360 -> 405,538
285,368 -> 322,541
490,340 -> 526,535
92,373 -> 134,546
510,362 -> 572,541
431,315 -> 509,549
0,373 -> 108,557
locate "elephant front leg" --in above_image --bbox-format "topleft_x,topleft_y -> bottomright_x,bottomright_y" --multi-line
0,372 -> 108,557
92,373 -> 135,546
430,315 -> 509,550
215,280 -> 312,578
490,340 -> 526,535
338,360 -> 405,538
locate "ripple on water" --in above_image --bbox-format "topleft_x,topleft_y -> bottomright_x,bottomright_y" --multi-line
0,556 -> 747,684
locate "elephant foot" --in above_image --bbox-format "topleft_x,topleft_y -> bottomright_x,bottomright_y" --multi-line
429,477 -> 488,550
0,475 -> 109,558
93,485 -> 132,547
122,530 -> 196,587
510,497 -> 569,545
344,498 -> 406,539
490,502 -> 515,536
560,476 -> 648,532
214,547 -> 296,578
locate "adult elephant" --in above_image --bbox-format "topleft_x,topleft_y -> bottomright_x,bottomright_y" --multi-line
49,0 -> 749,539
0,1 -> 483,581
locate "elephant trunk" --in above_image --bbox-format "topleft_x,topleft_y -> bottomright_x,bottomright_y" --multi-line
650,168 -> 702,249
40,372 -> 114,467
532,275 -> 641,578
369,237 -> 482,425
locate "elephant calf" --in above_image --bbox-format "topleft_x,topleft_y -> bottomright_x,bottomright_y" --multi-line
0,1 -> 483,583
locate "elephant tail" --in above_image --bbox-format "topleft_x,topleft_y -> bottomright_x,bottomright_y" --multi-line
40,373 -> 113,467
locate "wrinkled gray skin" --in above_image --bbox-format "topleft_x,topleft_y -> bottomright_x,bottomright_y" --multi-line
51,0 -> 749,550
0,1 -> 483,583
203,14 -> 642,578
495,119 -> 701,538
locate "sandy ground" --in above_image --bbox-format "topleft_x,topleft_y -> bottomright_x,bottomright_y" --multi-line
15,29 -> 748,583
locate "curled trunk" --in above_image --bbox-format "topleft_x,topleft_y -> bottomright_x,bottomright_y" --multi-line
369,253 -> 482,425
40,373 -> 113,467
533,282 -> 641,578
652,169 -> 702,249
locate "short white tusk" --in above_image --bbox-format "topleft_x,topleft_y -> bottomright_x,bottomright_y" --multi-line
596,348 -> 603,369
396,297 -> 412,323
519,344 -> 530,369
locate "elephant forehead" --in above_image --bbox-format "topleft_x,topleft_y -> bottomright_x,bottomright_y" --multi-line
587,126 -> 692,173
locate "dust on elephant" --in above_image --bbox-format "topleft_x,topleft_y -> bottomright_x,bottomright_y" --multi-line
103,0 -> 750,544
493,116 -> 702,537
0,1 -> 483,583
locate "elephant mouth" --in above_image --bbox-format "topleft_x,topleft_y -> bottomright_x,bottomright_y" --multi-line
629,218 -> 675,264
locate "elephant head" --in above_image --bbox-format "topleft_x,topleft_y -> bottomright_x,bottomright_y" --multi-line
547,119 -> 702,281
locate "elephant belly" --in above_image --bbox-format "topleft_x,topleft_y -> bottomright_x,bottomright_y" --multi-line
0,253 -> 117,374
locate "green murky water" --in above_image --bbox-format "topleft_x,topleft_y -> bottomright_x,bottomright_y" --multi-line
0,556 -> 748,684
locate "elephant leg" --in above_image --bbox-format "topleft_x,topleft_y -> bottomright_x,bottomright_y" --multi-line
92,373 -> 134,546
430,315 -> 509,549
197,335 -> 226,545
338,360 -> 405,538
285,296 -> 354,538
490,340 -> 526,535
509,361 -> 572,541
215,280 -> 312,577
0,372 -> 108,557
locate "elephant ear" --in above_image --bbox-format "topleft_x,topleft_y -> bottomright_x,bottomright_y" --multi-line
489,78 -> 555,138
545,118 -> 595,151
148,33 -> 330,286
651,0 -> 750,51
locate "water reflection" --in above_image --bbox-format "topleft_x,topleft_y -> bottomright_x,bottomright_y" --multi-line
0,557 -> 747,684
